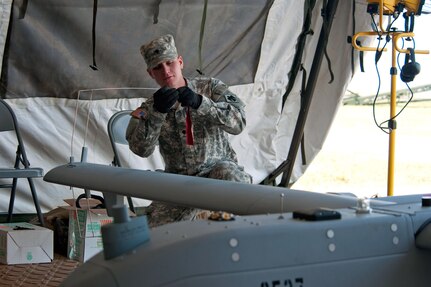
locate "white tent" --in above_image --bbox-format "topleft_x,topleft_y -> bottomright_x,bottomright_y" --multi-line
0,0 -> 374,213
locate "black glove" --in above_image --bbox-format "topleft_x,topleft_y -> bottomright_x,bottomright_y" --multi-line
153,86 -> 179,113
177,86 -> 203,109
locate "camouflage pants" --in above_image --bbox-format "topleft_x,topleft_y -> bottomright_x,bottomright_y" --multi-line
144,202 -> 210,228
144,160 -> 252,228
196,160 -> 252,184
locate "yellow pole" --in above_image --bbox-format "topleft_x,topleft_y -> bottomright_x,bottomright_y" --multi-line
387,35 -> 398,196
387,32 -> 429,196
352,31 -> 428,197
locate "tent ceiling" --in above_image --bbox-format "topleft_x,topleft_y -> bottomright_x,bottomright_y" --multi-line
1,0 -> 272,99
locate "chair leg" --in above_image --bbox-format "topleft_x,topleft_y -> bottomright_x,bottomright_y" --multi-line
27,178 -> 45,227
7,178 -> 18,223
127,196 -> 135,213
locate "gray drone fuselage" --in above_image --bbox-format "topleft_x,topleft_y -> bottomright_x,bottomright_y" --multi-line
61,194 -> 431,287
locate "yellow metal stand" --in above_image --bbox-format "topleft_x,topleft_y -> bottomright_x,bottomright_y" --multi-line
352,31 -> 428,196
387,39 -> 398,196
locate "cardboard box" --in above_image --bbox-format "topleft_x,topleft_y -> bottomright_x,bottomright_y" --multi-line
63,199 -> 113,263
0,222 -> 53,265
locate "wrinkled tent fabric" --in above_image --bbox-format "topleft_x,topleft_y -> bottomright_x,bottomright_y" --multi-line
1,0 -> 268,98
0,0 -> 371,213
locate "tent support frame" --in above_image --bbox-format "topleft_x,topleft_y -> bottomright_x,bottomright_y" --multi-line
261,0 -> 339,187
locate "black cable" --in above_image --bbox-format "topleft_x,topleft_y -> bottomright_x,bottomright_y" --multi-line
373,37 -> 416,134
385,11 -> 400,32
378,83 -> 414,130
403,12 -> 409,32
89,0 -> 98,71
370,11 -> 411,134
381,39 -> 416,124
371,15 -> 389,134
372,52 -> 387,133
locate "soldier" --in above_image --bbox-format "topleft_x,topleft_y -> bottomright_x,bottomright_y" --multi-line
126,34 -> 251,227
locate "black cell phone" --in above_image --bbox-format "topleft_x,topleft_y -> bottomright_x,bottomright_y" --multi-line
292,208 -> 341,221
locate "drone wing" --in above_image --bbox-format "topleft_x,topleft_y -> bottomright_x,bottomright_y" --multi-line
44,162 -> 383,215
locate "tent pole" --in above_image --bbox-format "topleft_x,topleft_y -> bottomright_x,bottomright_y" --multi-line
261,0 -> 339,187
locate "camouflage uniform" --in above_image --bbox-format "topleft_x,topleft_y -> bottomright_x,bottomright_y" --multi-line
126,77 -> 252,227
127,34 -> 251,227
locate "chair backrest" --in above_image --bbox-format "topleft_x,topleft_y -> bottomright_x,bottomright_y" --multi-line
107,110 -> 133,167
108,110 -> 132,145
0,99 -> 17,132
0,99 -> 30,168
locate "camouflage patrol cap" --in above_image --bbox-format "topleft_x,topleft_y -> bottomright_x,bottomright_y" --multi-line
140,34 -> 178,69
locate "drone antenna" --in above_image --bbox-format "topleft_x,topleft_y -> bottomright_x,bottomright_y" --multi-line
278,193 -> 285,219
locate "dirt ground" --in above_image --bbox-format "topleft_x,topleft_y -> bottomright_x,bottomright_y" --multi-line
292,100 -> 431,199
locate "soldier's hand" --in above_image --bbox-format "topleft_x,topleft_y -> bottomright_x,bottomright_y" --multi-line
177,86 -> 202,109
153,86 -> 179,113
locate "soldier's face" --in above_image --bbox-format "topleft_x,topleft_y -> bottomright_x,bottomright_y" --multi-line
147,56 -> 185,88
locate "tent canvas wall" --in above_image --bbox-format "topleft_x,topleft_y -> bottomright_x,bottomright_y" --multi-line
0,0 -> 371,213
